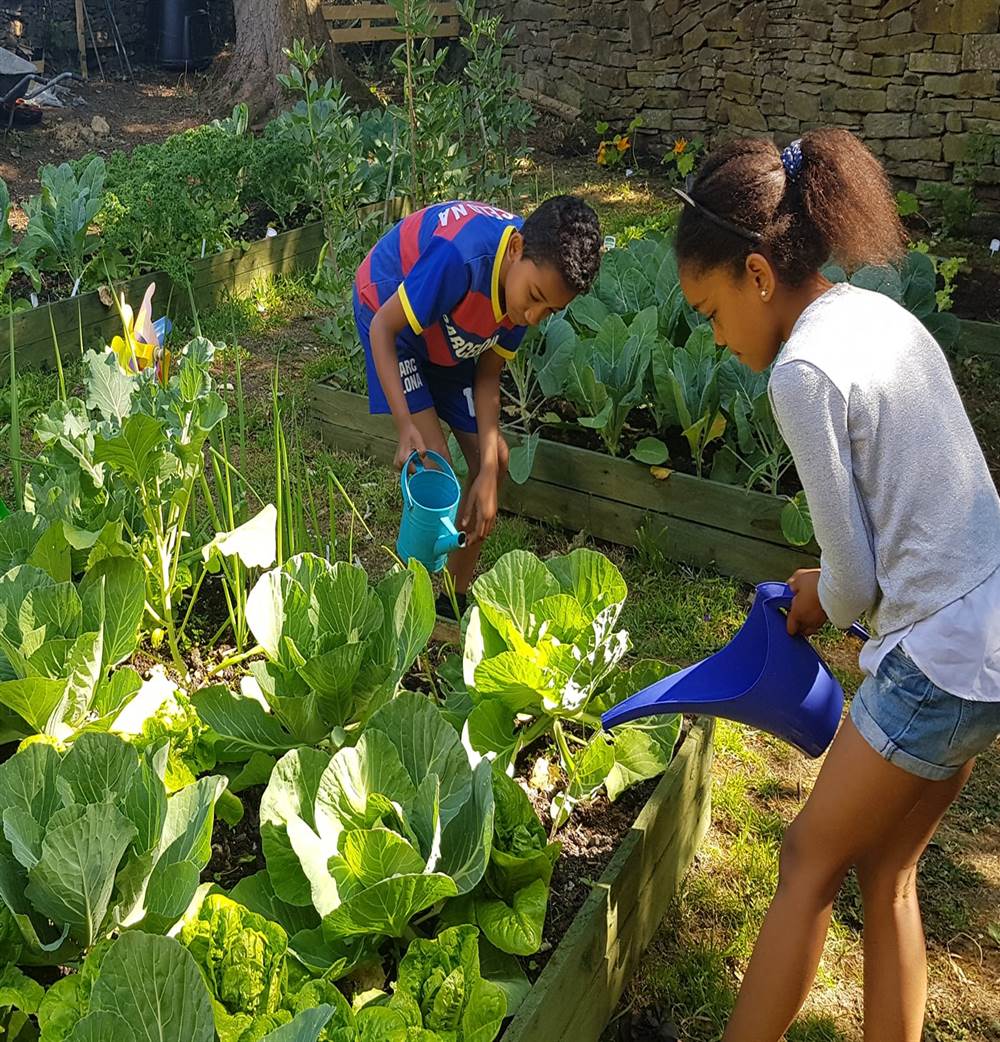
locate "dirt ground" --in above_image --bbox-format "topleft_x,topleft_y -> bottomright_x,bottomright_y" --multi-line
0,65 -> 209,221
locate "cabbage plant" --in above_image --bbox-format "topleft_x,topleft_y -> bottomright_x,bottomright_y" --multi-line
463,549 -> 680,827
194,554 -> 434,755
0,733 -> 226,959
260,692 -> 494,964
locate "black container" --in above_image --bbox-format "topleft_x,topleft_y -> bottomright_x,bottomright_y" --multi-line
158,0 -> 212,70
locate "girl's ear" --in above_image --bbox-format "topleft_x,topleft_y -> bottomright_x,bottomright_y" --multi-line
746,252 -> 776,302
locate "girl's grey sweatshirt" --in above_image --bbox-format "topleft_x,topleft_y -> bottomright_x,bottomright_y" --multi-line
768,282 -> 1000,635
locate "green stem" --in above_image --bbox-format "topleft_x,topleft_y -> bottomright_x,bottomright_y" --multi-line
207,644 -> 264,677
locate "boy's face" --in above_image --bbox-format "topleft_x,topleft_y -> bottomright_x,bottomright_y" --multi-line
502,233 -> 577,327
679,256 -> 784,373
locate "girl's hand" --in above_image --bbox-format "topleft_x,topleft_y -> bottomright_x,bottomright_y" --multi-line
462,470 -> 499,542
786,568 -> 827,636
395,423 -> 427,472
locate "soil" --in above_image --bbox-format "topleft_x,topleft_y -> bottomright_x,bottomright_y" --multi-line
1,66 -> 209,221
204,783 -> 267,887
952,258 -> 1000,325
531,775 -> 661,975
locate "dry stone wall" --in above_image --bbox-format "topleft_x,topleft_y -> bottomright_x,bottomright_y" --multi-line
489,0 -> 1000,204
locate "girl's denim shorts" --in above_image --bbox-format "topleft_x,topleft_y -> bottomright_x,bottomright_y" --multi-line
850,645 -> 1000,781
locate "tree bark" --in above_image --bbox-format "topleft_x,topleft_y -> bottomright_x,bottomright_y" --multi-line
211,0 -> 373,122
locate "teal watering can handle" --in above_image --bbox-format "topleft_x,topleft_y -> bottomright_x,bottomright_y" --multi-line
769,583 -> 870,642
400,450 -> 455,509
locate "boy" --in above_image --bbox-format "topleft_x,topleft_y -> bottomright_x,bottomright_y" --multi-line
354,195 -> 602,617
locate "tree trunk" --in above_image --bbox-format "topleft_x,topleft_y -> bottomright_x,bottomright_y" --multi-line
211,0 -> 372,122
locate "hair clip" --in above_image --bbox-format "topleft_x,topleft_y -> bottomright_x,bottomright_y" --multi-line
781,139 -> 804,180
672,187 -> 763,244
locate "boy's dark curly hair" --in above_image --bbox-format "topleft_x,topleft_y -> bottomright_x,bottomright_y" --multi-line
521,194 -> 602,295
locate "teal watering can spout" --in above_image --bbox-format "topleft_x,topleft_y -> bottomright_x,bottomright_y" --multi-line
433,516 -> 467,560
396,451 -> 467,573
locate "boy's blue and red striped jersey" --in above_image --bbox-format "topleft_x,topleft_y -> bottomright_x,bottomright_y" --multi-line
355,201 -> 528,367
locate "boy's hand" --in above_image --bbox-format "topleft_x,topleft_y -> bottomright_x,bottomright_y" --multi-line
462,470 -> 499,542
395,423 -> 427,472
785,568 -> 827,637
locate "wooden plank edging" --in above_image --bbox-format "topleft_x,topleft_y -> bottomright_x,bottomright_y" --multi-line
501,718 -> 715,1042
307,383 -> 820,584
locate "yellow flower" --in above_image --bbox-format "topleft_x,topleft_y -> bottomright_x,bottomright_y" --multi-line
673,137 -> 688,155
596,142 -> 608,166
109,281 -> 171,384
617,136 -> 630,152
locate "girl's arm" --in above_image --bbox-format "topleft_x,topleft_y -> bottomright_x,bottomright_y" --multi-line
770,362 -> 878,629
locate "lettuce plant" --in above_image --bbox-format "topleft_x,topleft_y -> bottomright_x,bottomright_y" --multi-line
259,692 -> 494,965
0,733 -> 227,959
194,554 -> 434,754
36,930 -> 334,1042
462,549 -> 680,827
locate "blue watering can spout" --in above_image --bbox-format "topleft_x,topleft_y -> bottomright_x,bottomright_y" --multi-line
433,517 -> 467,559
396,451 -> 467,573
602,581 -> 868,758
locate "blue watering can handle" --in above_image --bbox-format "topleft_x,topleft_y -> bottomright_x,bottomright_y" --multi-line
400,450 -> 454,510
767,583 -> 870,642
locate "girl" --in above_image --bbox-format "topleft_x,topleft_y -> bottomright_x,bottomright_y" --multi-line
673,129 -> 1000,1040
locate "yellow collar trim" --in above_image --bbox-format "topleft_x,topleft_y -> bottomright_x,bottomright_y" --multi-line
491,224 -> 515,324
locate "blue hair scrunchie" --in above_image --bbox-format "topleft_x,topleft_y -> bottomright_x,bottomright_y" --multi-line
781,139 -> 804,180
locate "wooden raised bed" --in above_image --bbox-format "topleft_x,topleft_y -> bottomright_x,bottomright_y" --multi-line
1,199 -> 411,380
1,222 -> 324,378
503,718 -> 714,1042
308,382 -> 819,584
957,318 -> 1000,358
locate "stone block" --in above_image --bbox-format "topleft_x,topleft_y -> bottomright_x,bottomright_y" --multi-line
725,71 -> 756,94
787,91 -> 820,119
972,99 -> 1000,119
933,33 -> 963,52
863,112 -> 911,136
952,0 -> 1000,32
884,159 -> 950,179
887,84 -> 918,109
858,20 -> 887,40
887,10 -> 913,33
945,111 -> 965,132
914,0 -> 953,33
629,1 -> 653,52
627,70 -> 658,88
885,137 -> 943,161
860,32 -> 934,55
725,101 -> 768,131
943,134 -> 970,162
834,86 -> 888,112
841,49 -> 874,72
962,34 -> 1000,69
683,23 -> 708,52
908,51 -> 960,73
872,56 -> 907,75
912,112 -> 946,134
960,71 -> 998,96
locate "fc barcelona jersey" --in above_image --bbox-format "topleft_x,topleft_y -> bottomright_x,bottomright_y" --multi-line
355,201 -> 528,367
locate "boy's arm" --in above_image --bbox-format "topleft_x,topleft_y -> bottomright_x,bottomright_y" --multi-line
462,350 -> 506,541
371,292 -> 427,469
473,349 -> 505,474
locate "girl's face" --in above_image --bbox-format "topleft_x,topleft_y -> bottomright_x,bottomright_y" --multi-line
679,254 -> 785,372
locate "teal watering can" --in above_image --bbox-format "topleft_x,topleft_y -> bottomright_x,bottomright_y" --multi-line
397,451 -> 466,572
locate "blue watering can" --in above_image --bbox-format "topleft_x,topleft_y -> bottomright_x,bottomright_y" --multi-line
396,450 -> 467,573
602,581 -> 869,758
